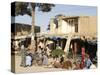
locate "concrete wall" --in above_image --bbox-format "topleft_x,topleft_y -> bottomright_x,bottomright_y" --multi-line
50,18 -> 57,34
78,16 -> 97,34
50,16 -> 97,36
60,20 -> 75,34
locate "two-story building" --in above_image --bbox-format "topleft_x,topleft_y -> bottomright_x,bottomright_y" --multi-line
49,16 -> 97,54
50,16 -> 97,38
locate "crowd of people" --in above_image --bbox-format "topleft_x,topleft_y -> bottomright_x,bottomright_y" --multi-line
19,37 -> 97,70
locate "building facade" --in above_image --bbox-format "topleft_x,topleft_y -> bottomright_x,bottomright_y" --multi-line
11,23 -> 41,52
49,16 -> 97,37
11,23 -> 40,37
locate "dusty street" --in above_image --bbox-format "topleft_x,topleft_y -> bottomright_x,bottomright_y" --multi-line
14,55 -> 66,73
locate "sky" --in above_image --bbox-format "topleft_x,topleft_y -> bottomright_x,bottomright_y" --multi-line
15,4 -> 97,32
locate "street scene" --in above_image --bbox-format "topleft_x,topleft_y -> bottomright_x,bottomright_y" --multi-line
11,2 -> 97,73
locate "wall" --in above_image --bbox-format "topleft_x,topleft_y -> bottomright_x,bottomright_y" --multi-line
78,16 -> 97,35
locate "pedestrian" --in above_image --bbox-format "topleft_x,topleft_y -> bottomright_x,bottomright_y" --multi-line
26,53 -> 33,67
37,46 -> 42,54
81,47 -> 85,68
43,54 -> 48,66
46,46 -> 51,57
84,54 -> 92,69
60,55 -> 64,64
20,44 -> 27,67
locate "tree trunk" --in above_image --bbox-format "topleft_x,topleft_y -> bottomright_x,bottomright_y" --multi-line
31,8 -> 35,53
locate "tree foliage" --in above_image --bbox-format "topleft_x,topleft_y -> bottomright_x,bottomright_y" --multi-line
11,2 -> 55,16
51,49 -> 64,57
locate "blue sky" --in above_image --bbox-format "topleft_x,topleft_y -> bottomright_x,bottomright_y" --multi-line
15,4 -> 97,32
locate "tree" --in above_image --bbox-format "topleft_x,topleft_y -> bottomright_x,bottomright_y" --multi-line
11,2 -> 55,52
47,14 -> 65,30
